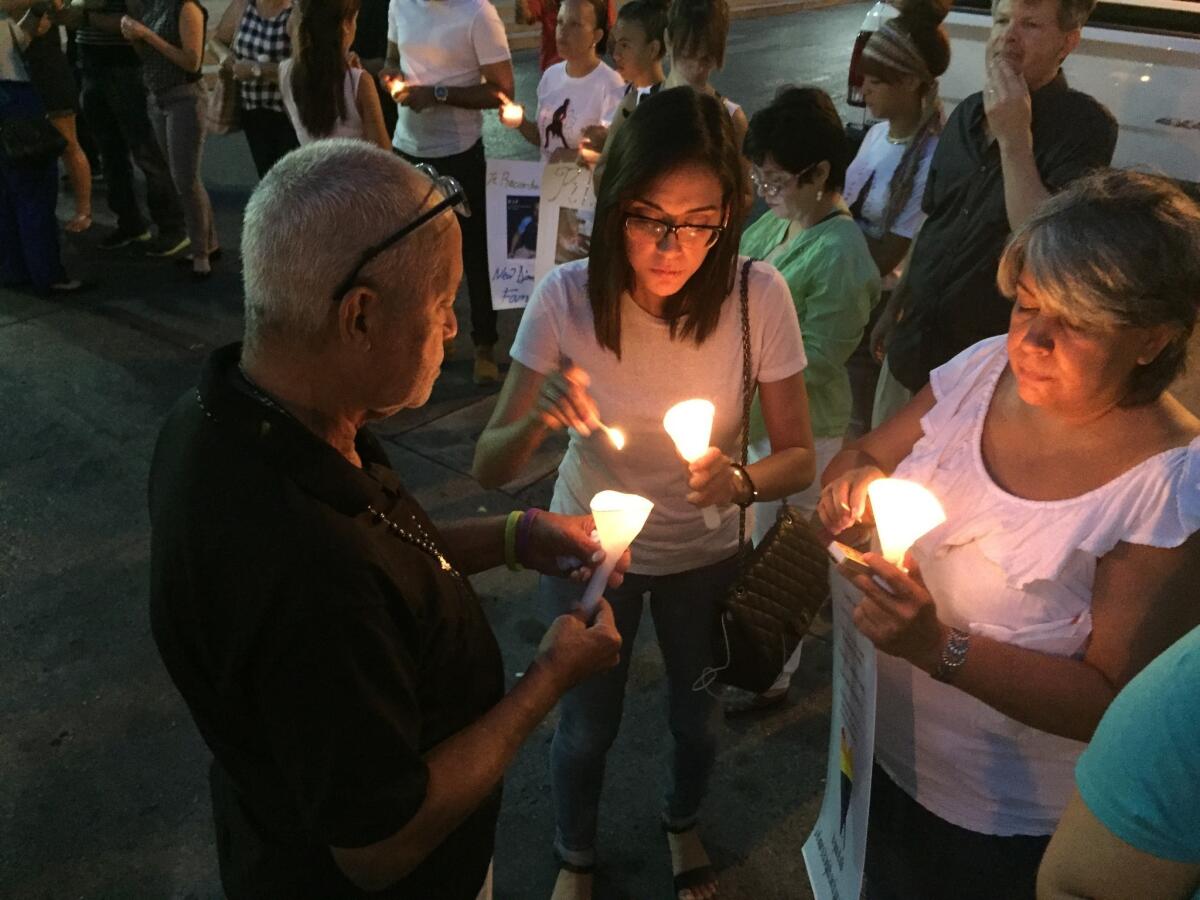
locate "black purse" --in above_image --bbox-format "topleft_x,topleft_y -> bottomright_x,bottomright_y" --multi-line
710,259 -> 832,693
0,114 -> 66,168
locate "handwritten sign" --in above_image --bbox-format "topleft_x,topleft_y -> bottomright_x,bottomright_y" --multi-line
534,162 -> 597,287
486,160 -> 542,310
802,570 -> 877,900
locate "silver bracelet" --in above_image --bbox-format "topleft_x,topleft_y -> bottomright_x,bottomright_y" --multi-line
932,627 -> 970,683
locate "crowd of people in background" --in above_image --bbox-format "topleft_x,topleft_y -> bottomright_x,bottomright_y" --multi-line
7,0 -> 1197,896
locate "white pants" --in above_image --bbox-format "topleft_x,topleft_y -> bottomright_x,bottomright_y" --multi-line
871,355 -> 914,430
747,434 -> 844,693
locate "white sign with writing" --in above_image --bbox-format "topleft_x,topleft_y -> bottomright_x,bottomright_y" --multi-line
485,159 -> 542,310
534,162 -> 597,286
802,571 -> 877,900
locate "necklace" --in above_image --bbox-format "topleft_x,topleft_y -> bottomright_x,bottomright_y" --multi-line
367,504 -> 459,576
885,131 -> 913,145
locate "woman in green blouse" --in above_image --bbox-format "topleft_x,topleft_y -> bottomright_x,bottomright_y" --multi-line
729,86 -> 880,712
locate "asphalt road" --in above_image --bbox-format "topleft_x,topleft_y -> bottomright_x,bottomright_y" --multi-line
0,4 -> 874,898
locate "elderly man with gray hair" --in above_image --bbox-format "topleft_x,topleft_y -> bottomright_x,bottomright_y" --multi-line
870,0 -> 1118,422
148,139 -> 625,900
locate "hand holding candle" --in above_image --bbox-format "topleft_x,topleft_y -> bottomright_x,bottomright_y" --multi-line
663,399 -> 721,529
498,94 -> 525,128
580,491 -> 653,614
867,478 -> 946,568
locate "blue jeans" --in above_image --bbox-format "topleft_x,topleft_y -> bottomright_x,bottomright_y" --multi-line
0,81 -> 65,291
545,554 -> 738,867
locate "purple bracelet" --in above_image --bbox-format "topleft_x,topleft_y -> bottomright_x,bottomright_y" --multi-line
515,508 -> 540,568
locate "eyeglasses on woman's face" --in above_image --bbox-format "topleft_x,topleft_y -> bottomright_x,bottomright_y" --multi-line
623,213 -> 724,248
750,162 -> 815,199
331,163 -> 468,301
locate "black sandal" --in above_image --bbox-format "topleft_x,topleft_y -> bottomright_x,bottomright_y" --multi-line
663,822 -> 718,899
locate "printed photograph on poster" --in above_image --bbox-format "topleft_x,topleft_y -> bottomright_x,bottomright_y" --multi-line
535,162 -> 597,286
506,196 -> 539,259
485,160 -> 542,310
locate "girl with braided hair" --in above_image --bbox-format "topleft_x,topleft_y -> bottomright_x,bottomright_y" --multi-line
842,0 -> 950,435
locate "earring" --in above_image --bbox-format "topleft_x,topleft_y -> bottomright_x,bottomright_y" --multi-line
817,189 -> 824,203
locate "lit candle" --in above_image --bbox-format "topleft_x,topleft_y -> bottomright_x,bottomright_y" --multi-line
500,101 -> 524,127
578,142 -> 600,165
866,478 -> 946,567
597,420 -> 625,450
663,399 -> 721,529
580,490 -> 654,613
387,77 -> 407,101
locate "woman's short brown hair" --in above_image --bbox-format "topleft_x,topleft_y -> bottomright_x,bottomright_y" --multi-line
587,86 -> 746,358
998,169 -> 1200,406
667,0 -> 730,69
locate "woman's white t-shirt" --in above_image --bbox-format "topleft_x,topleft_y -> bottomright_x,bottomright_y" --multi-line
510,258 -> 808,575
843,121 -> 938,285
535,60 -> 625,163
877,336 -> 1200,836
279,60 -> 366,144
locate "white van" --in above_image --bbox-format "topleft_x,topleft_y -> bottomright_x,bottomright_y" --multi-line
847,0 -> 1200,184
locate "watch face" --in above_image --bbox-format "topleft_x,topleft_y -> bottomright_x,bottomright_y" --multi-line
434,86 -> 448,102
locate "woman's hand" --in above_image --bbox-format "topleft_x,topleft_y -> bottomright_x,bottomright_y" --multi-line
231,59 -> 259,81
119,14 -> 147,40
817,465 -> 886,534
842,553 -> 947,673
686,447 -> 739,507
531,364 -> 600,436
523,511 -> 631,587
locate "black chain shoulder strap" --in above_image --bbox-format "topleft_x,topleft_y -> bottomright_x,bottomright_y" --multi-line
737,258 -> 754,575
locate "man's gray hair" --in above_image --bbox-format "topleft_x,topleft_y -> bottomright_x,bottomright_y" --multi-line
241,139 -> 435,350
991,0 -> 1097,31
998,169 -> 1200,406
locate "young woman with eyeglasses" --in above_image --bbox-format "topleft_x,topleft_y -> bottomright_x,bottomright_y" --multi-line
473,86 -> 814,900
724,86 -> 880,714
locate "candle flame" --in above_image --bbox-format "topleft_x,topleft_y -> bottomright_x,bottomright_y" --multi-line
866,478 -> 946,566
500,102 -> 525,126
607,427 -> 625,450
663,399 -> 715,463
388,79 -> 407,100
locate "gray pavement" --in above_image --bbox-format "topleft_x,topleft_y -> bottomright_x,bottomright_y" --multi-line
19,3 -> 1180,898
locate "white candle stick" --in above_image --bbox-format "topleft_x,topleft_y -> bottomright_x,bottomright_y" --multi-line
866,478 -> 947,568
580,491 -> 653,614
662,399 -> 721,529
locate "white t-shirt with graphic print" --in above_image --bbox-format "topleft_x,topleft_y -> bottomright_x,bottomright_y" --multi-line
535,60 -> 625,163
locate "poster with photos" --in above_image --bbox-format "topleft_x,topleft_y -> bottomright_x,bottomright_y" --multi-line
534,162 -> 597,286
486,159 -> 542,310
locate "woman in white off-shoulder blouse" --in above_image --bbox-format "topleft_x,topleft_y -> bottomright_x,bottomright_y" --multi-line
817,169 -> 1200,900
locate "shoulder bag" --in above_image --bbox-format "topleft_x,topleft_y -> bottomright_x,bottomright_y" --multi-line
711,258 -> 831,693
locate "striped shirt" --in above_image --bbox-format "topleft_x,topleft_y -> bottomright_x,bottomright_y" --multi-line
231,0 -> 292,111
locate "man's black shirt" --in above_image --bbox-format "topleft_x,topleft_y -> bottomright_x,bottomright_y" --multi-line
886,72 -> 1117,392
148,345 -> 504,899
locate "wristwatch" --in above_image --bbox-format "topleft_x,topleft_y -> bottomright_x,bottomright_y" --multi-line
251,62 -> 263,79
730,463 -> 758,508
433,85 -> 449,104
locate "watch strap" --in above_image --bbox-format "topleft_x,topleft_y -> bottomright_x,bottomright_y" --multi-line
932,627 -> 970,683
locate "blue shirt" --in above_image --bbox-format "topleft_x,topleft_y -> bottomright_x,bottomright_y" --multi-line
1076,626 -> 1200,898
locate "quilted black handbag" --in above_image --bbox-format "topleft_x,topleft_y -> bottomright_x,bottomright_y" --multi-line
711,259 -> 831,693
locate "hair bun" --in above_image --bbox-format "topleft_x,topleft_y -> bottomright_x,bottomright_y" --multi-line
896,0 -> 950,29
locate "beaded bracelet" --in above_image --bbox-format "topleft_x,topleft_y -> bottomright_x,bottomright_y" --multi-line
504,510 -> 524,571
515,508 -> 540,569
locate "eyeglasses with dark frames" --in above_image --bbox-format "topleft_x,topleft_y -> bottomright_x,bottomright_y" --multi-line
623,214 -> 725,248
331,164 -> 469,302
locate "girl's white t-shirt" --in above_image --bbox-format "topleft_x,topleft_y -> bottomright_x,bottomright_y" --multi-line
510,258 -> 808,576
843,121 -> 938,285
535,60 -> 625,163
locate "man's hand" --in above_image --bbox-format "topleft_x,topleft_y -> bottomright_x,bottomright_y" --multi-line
523,511 -> 631,586
536,598 -> 623,691
984,56 -> 1033,150
402,85 -> 437,112
119,14 -> 147,40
